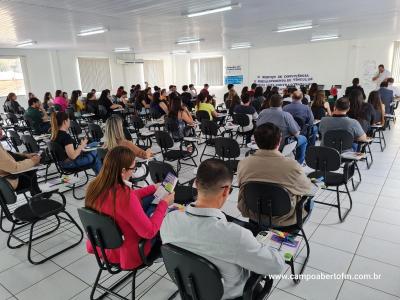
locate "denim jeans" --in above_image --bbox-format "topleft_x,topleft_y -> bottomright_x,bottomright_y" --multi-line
295,135 -> 308,164
61,143 -> 102,174
309,125 -> 318,146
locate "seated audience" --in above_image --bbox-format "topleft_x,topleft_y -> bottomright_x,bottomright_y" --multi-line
195,92 -> 218,120
116,86 -> 124,98
225,89 -> 241,115
308,83 -> 318,102
4,92 -> 22,114
387,77 -> 400,100
319,97 -> 368,151
24,97 -> 50,134
161,158 -> 284,299
223,84 -> 234,102
180,85 -> 193,110
348,89 -> 375,133
70,90 -> 85,112
300,86 -> 310,105
189,84 -> 197,98
98,89 -> 123,115
257,94 -> 308,164
150,92 -> 168,117
248,83 -> 257,96
53,90 -> 68,112
200,83 -> 210,96
0,128 -> 41,195
85,146 -> 174,269
241,86 -> 249,99
234,94 -> 258,143
283,90 -> 317,145
86,92 -> 98,114
50,112 -> 102,174
368,91 -> 385,125
237,123 -> 313,226
160,89 -> 168,102
103,115 -> 152,159
345,78 -> 366,99
43,92 -> 53,111
378,81 -> 394,114
168,96 -> 195,139
252,86 -> 265,112
311,91 -> 331,119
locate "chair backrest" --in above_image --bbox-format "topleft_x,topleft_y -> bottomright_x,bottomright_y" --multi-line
233,113 -> 250,127
305,146 -> 341,173
162,244 -> 224,300
293,116 -> 305,130
130,115 -> 145,131
200,119 -> 219,137
196,110 -> 211,123
7,129 -> 22,151
242,182 -> 292,227
214,137 -> 240,159
65,107 -> 76,120
150,107 -> 163,120
0,177 -> 18,221
323,130 -> 353,153
47,141 -> 66,164
69,120 -> 83,138
148,160 -> 177,183
77,207 -> 124,269
6,112 -> 18,124
155,131 -> 174,149
88,123 -> 103,141
98,105 -> 108,118
23,115 -> 34,130
21,134 -> 40,152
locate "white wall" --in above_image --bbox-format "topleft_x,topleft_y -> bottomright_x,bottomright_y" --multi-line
0,35 -> 395,110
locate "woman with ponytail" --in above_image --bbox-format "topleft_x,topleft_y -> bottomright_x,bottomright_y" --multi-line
85,146 -> 174,269
50,112 -> 102,174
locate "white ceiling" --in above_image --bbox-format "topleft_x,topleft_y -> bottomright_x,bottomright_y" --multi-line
1,0 -> 400,53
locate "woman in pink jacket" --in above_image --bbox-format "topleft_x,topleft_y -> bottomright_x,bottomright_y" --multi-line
53,89 -> 68,112
85,146 -> 174,269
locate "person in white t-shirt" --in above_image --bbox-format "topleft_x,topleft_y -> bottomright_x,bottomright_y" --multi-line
372,64 -> 391,87
387,77 -> 400,99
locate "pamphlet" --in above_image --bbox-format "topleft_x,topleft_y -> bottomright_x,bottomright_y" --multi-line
256,230 -> 301,262
152,172 -> 178,204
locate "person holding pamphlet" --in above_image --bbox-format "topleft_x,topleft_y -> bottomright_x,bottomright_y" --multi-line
84,146 -> 174,270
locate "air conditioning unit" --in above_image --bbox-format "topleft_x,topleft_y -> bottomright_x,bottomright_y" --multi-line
116,58 -> 144,64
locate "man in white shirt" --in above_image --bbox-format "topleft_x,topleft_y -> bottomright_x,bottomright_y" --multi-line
387,77 -> 400,100
372,64 -> 391,87
161,159 -> 284,300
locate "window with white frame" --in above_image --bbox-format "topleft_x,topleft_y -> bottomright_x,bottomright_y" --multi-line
0,57 -> 27,96
392,41 -> 400,83
190,57 -> 223,86
77,57 -> 112,92
144,60 -> 165,87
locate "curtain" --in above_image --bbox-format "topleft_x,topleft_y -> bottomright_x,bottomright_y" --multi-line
392,41 -> 400,83
143,60 -> 165,87
77,57 -> 112,92
190,57 -> 223,86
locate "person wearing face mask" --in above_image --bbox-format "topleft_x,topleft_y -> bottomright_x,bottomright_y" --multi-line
84,146 -> 174,269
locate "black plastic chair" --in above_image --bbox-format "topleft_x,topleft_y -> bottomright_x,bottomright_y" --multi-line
130,115 -> 154,148
7,129 -> 23,152
69,120 -> 86,145
370,124 -> 386,152
199,119 -> 219,161
323,130 -> 362,189
214,137 -> 241,175
0,177 -> 83,264
195,110 -> 211,123
242,182 -> 312,282
148,160 -> 197,205
77,207 -> 159,300
47,141 -> 91,200
65,107 -> 76,121
306,146 -> 354,222
23,116 -> 40,136
233,113 -> 252,147
88,123 -> 104,142
162,243 -> 273,300
293,116 -> 313,145
154,131 -> 197,175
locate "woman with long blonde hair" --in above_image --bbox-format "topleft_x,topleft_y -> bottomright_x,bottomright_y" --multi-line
85,146 -> 174,269
103,115 -> 152,159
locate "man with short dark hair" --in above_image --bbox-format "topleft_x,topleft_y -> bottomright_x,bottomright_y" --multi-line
234,94 -> 258,143
161,158 -> 284,299
283,90 -> 317,145
181,85 -> 193,110
200,83 -> 210,96
372,64 -> 391,87
24,97 -> 50,134
319,97 -> 368,151
256,94 -> 308,164
378,81 -> 394,114
237,123 -> 313,227
386,77 -> 400,100
189,83 -> 197,98
223,84 -> 235,102
345,78 -> 366,99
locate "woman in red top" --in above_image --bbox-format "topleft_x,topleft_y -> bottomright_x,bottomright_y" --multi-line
85,146 -> 174,269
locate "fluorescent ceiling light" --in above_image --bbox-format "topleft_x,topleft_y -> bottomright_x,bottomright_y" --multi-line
275,24 -> 316,33
230,42 -> 252,49
77,27 -> 108,37
186,3 -> 240,17
311,35 -> 340,42
16,40 -> 37,47
171,50 -> 190,54
113,47 -> 133,52
176,38 -> 203,45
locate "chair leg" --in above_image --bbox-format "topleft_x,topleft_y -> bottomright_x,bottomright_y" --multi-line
131,270 -> 137,300
336,186 -> 343,222
90,269 -> 103,300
